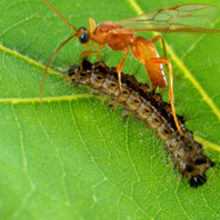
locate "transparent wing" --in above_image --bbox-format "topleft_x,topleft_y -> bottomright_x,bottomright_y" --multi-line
114,4 -> 220,33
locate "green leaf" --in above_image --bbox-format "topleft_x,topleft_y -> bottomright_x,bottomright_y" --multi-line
1,0 -> 220,219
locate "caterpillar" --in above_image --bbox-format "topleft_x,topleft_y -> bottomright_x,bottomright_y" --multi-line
68,59 -> 214,188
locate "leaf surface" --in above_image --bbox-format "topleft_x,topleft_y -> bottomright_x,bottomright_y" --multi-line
0,0 -> 220,219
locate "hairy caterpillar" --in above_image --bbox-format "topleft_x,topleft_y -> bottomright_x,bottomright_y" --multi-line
68,60 -> 214,188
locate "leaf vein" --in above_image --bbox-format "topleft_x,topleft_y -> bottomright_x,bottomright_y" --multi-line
125,119 -> 141,198
0,44 -> 61,77
32,104 -> 81,217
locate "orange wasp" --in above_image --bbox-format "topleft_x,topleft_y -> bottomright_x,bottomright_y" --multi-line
41,0 -> 220,135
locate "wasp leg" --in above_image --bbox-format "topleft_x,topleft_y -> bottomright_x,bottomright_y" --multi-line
141,57 -> 183,136
112,48 -> 129,111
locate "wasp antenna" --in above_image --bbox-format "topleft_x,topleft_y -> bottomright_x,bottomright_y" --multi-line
44,0 -> 77,32
40,33 -> 77,108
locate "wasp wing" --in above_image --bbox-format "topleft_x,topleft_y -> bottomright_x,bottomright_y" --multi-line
114,4 -> 220,33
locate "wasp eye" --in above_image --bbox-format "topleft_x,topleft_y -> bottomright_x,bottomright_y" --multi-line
79,32 -> 88,43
